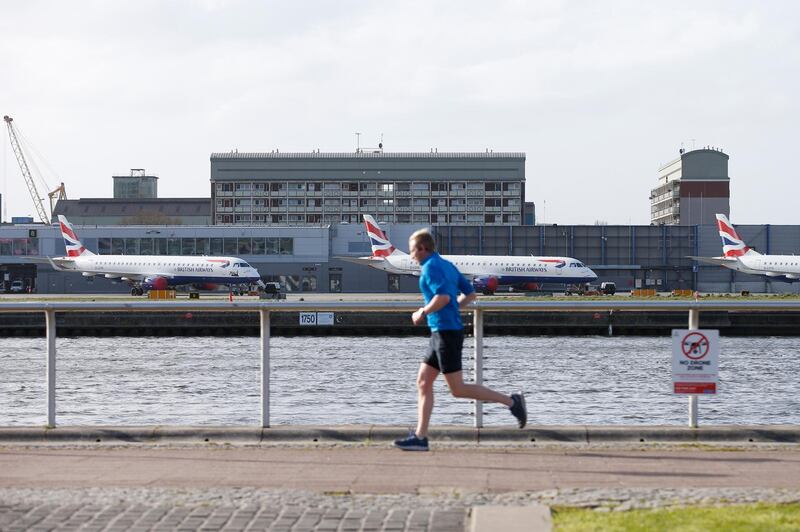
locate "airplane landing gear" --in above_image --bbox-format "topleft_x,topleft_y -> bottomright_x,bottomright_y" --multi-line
131,287 -> 144,296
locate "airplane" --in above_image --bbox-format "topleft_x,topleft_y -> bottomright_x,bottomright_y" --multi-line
38,216 -> 264,295
691,213 -> 800,282
342,215 -> 598,294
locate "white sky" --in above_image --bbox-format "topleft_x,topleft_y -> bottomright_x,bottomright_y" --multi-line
1,0 -> 798,225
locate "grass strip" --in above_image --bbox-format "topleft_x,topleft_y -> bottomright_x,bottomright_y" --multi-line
553,503 -> 800,531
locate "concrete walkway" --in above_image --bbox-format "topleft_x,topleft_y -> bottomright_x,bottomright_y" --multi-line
2,445 -> 799,492
2,427 -> 799,531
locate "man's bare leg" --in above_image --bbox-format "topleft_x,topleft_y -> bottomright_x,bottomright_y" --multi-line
443,370 -> 513,407
415,363 -> 439,438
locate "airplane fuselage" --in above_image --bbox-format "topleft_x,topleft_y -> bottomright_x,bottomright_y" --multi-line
60,255 -> 262,286
720,254 -> 800,281
380,253 -> 597,284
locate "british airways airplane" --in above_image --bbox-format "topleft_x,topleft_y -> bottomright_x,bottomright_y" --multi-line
42,216 -> 264,295
692,213 -> 800,282
344,215 -> 598,294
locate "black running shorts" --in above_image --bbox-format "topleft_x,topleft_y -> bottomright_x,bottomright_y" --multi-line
423,330 -> 464,374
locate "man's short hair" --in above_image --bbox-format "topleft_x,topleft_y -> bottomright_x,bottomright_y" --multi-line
409,229 -> 436,252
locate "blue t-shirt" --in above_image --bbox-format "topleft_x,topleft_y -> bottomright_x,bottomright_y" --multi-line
419,252 -> 475,331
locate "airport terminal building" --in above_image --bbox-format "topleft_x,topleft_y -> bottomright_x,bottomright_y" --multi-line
1,148 -> 797,295
2,219 -> 798,295
210,151 -> 528,226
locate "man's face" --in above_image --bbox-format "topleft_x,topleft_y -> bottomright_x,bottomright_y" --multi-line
409,239 -> 428,264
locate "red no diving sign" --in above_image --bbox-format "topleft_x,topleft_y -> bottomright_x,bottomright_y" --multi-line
672,329 -> 719,395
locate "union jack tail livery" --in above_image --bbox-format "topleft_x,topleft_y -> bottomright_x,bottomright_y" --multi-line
57,215 -> 95,257
716,213 -> 759,258
363,215 -> 405,257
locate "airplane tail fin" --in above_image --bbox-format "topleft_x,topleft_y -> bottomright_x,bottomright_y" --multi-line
363,214 -> 406,257
716,213 -> 760,258
57,215 -> 95,257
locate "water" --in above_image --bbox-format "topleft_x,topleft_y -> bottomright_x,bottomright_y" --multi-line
1,336 -> 799,426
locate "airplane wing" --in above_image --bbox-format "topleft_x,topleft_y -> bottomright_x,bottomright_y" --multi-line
22,256 -> 75,271
335,256 -> 386,266
687,256 -> 738,267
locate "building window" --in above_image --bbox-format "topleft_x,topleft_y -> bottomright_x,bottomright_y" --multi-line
98,238 -> 111,255
379,183 -> 394,192
167,238 -> 181,255
252,238 -> 266,254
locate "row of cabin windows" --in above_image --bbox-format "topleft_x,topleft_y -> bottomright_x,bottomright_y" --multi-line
96,260 -> 251,268
449,261 -> 585,267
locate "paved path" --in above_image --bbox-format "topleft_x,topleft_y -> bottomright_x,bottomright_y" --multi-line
2,445 -> 799,491
2,445 -> 799,531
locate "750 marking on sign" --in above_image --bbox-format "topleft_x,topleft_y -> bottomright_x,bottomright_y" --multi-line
299,312 -> 317,325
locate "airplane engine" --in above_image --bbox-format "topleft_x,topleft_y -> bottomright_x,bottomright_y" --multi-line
144,276 -> 170,291
473,276 -> 499,295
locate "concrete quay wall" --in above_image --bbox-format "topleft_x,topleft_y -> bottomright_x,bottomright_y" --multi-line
1,310 -> 800,336
1,425 -> 799,445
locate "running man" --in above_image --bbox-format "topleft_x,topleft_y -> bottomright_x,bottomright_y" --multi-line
394,229 -> 527,451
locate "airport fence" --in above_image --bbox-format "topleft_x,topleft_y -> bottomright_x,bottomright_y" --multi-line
2,299 -> 800,429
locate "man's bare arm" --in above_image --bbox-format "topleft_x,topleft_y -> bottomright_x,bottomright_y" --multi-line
458,292 -> 477,308
412,294 -> 451,325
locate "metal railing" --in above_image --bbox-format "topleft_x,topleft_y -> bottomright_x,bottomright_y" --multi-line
3,299 -> 800,429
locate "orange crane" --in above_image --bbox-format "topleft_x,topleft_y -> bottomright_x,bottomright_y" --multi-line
3,115 -> 66,224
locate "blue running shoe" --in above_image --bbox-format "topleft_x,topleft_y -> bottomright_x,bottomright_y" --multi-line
510,392 -> 527,428
394,432 -> 429,451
